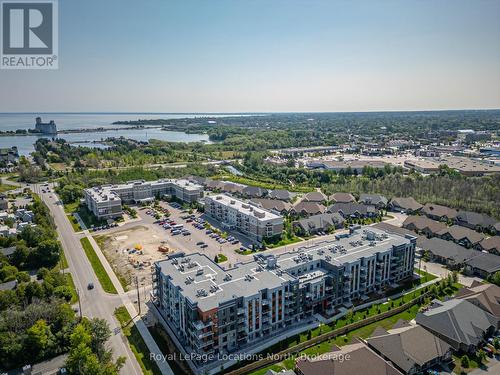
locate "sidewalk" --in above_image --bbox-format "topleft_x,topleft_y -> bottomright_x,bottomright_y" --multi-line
85,231 -> 174,375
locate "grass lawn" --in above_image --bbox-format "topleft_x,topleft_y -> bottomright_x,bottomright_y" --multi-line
67,214 -> 82,232
65,202 -> 106,229
265,236 -> 302,249
0,182 -> 16,193
215,254 -> 228,263
114,306 -> 162,375
80,237 -> 117,294
65,273 -> 79,304
414,268 -> 438,282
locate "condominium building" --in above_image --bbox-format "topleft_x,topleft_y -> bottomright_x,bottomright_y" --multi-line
152,227 -> 416,370
84,179 -> 203,219
204,194 -> 283,241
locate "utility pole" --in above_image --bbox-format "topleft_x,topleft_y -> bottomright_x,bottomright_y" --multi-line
135,276 -> 141,316
76,288 -> 82,320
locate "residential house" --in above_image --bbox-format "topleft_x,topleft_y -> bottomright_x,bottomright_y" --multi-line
366,320 -> 452,375
455,211 -> 497,232
0,225 -> 16,237
437,225 -> 485,248
0,246 -> 16,259
402,216 -> 447,238
327,202 -> 377,218
251,198 -> 292,216
241,185 -> 268,198
268,189 -> 294,201
455,283 -> 500,319
415,299 -> 498,354
221,182 -> 245,194
295,341 -> 403,375
290,201 -> 326,217
329,192 -> 355,204
359,194 -> 388,209
293,212 -> 344,236
15,208 -> 34,223
419,237 -> 476,268
463,253 -> 500,279
301,191 -> 327,203
421,203 -> 458,222
476,236 -> 500,255
388,197 -> 422,214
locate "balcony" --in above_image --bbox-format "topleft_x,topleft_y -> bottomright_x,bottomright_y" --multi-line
193,320 -> 213,331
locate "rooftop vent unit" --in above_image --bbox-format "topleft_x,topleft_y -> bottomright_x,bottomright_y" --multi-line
188,262 -> 197,269
196,289 -> 207,297
209,285 -> 219,293
196,268 -> 204,276
171,259 -> 178,265
185,276 -> 193,284
181,257 -> 190,264
245,274 -> 254,281
325,255 -> 331,261
179,264 -> 185,272
223,274 -> 233,281
369,241 -> 376,246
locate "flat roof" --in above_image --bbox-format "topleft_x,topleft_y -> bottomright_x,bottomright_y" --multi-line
207,194 -> 282,221
157,227 -> 414,311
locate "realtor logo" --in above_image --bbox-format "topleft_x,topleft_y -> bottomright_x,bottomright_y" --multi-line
1,0 -> 58,69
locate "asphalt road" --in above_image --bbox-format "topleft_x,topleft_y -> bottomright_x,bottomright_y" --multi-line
31,183 -> 143,375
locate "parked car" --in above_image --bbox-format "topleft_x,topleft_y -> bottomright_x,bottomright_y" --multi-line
87,282 -> 94,290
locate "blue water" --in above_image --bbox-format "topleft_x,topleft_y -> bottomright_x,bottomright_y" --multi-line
0,113 -> 239,155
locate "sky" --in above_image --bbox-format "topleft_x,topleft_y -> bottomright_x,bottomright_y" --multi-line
0,0 -> 499,113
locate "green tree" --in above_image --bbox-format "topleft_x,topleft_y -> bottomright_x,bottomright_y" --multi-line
26,319 -> 55,360
461,354 -> 470,368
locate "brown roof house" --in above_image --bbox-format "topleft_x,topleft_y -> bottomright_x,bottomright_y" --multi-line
290,201 -> 326,217
295,341 -> 402,375
251,198 -> 292,215
366,320 -> 452,375
402,216 -> 447,238
301,191 -> 327,203
476,236 -> 500,255
329,192 -> 355,204
421,203 -> 458,222
456,282 -> 500,320
388,197 -> 422,214
437,225 -> 486,248
293,212 -> 345,236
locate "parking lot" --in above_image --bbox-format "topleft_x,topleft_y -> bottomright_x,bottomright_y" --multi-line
93,200 -> 256,287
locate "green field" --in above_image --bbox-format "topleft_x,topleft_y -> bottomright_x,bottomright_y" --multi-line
0,182 -> 16,193
114,306 -> 162,375
65,273 -> 79,304
80,237 -> 117,294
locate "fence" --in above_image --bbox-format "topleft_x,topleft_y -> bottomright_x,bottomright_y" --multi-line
225,291 -> 431,375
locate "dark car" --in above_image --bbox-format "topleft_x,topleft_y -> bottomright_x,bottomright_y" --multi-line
87,282 -> 95,290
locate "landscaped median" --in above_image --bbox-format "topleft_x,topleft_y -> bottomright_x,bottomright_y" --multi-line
114,306 -> 162,375
80,237 -> 118,294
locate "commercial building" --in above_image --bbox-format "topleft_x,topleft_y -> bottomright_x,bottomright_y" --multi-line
204,194 -> 283,241
84,179 -> 203,219
152,227 -> 416,369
